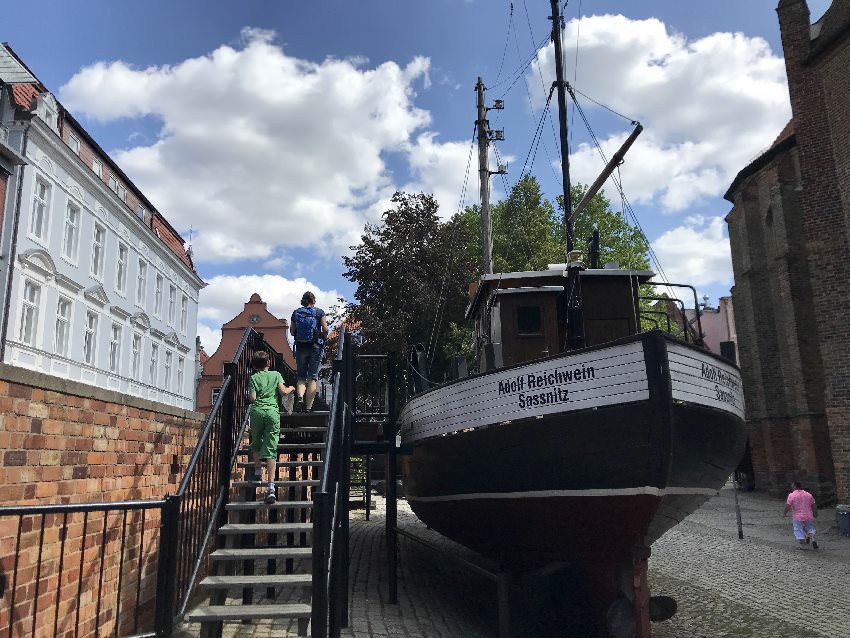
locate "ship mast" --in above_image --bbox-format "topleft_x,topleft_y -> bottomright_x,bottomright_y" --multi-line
550,0 -> 585,349
550,0 -> 573,252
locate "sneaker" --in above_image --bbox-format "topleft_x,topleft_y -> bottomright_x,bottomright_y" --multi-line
264,484 -> 277,505
812,540 -> 818,550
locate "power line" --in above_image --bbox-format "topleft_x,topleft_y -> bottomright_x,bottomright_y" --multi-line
493,3 -> 514,87
426,126 -> 477,364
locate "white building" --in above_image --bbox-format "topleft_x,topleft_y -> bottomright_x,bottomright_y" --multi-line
0,45 -> 204,410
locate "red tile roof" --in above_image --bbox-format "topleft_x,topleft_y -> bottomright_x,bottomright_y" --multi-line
771,120 -> 795,148
10,83 -> 40,110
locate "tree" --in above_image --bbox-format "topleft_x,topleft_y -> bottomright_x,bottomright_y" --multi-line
342,192 -> 477,381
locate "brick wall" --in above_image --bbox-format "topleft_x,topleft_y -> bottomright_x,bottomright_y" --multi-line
778,0 -> 850,504
728,1 -> 849,503
0,363 -> 204,637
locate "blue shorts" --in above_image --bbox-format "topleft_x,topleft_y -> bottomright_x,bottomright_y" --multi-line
295,342 -> 323,380
792,519 -> 816,540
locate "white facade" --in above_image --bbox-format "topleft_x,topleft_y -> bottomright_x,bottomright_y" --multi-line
1,93 -> 203,410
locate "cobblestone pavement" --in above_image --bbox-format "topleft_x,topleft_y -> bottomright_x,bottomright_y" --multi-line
178,488 -> 850,637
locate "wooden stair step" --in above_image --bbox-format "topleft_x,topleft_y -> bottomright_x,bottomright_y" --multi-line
226,500 -> 313,511
238,444 -> 326,454
281,426 -> 328,433
219,522 -> 313,534
237,461 -> 323,469
231,480 -> 319,489
185,603 -> 312,622
211,547 -> 313,561
200,574 -> 311,589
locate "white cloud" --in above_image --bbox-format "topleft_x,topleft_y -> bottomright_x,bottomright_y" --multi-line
532,15 -> 790,211
59,29 -> 445,262
196,273 -> 342,353
652,216 -> 732,290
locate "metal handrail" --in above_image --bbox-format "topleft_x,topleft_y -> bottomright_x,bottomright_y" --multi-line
312,325 -> 349,638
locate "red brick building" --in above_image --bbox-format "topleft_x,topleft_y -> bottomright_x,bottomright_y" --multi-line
196,293 -> 296,413
725,1 -> 849,503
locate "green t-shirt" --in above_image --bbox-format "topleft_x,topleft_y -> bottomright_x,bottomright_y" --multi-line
249,370 -> 284,412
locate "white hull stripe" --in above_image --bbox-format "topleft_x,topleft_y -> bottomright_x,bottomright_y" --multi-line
406,486 -> 719,503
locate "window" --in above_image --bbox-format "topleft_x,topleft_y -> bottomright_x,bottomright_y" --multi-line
149,343 -> 159,384
109,323 -> 122,373
117,184 -> 127,202
108,176 -> 118,192
180,295 -> 188,333
132,333 -> 143,380
19,280 -> 41,346
136,205 -> 145,220
92,159 -> 102,179
164,351 -> 173,389
68,133 -> 80,154
84,311 -> 98,365
211,387 -> 221,405
30,178 -> 50,240
136,260 -> 147,306
517,306 -> 542,336
177,356 -> 185,393
116,243 -> 128,294
91,223 -> 106,279
168,285 -> 176,325
62,202 -> 80,261
154,275 -> 163,317
54,296 -> 72,357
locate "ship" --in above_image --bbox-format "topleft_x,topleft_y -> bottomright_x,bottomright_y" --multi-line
398,1 -> 747,635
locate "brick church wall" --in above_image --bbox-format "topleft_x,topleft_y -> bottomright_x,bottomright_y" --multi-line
727,1 -> 849,503
0,363 -> 204,637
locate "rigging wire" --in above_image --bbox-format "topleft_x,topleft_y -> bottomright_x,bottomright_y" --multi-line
568,90 -> 678,298
425,126 -> 477,365
493,3 -> 514,87
519,0 -> 563,187
491,31 -> 552,96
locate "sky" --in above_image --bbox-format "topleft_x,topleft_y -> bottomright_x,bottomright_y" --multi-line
3,0 -> 832,354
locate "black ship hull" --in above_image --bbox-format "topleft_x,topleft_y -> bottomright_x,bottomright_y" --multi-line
400,332 -> 746,572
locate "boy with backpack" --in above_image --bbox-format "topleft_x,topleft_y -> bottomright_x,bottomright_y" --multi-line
248,350 -> 295,504
290,291 -> 330,412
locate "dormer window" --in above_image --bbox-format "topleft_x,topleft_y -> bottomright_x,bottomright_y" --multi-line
117,184 -> 127,202
68,133 -> 80,154
92,159 -> 102,179
108,176 -> 118,192
137,205 -> 145,220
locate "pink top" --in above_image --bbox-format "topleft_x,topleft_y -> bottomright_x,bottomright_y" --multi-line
786,489 -> 816,521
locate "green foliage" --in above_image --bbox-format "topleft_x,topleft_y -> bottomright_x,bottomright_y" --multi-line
342,192 -> 478,379
342,179 -> 653,381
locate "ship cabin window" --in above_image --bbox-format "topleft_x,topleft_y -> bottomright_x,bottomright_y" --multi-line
516,306 -> 542,336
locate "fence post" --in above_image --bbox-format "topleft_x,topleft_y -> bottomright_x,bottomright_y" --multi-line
220,363 -> 238,492
154,494 -> 181,637
385,353 -> 398,605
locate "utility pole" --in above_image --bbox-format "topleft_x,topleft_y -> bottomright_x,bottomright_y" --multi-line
476,77 -> 493,275
550,0 -> 573,252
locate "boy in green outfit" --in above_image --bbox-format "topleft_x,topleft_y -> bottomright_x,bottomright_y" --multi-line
248,351 -> 295,504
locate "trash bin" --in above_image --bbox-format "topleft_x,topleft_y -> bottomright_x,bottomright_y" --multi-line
838,505 -> 850,537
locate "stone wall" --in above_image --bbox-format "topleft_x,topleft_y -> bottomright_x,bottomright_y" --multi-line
0,362 -> 204,637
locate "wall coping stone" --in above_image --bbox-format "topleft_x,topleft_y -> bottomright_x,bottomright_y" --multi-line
0,362 -> 205,421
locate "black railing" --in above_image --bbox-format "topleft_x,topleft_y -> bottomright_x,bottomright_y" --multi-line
0,327 -> 290,638
157,327 -> 287,634
312,326 -> 358,638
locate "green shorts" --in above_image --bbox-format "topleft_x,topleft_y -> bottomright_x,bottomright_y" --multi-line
249,408 -> 280,460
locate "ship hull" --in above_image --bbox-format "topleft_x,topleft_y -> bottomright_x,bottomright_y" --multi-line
400,332 -> 746,570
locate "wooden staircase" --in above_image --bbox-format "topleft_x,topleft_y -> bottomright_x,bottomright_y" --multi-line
184,410 -> 330,637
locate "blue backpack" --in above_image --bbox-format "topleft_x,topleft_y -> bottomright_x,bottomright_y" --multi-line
293,307 -> 319,343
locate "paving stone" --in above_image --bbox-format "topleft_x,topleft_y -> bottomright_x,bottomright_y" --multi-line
176,487 -> 850,637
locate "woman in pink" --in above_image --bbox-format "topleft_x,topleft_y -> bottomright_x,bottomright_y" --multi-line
783,481 -> 818,549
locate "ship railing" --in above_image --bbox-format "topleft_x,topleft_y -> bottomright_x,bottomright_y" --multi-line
0,327 -> 290,638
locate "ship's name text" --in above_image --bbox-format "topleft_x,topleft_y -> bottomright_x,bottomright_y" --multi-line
700,362 -> 740,393
498,363 -> 595,408
518,387 -> 570,409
